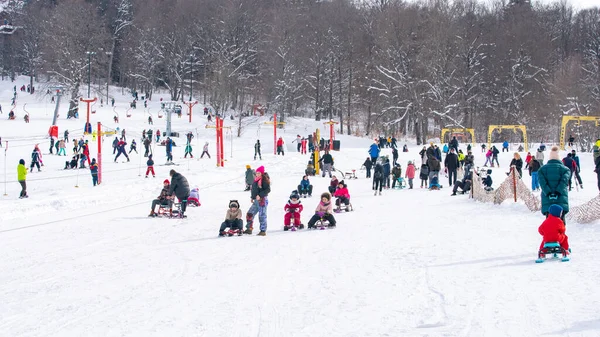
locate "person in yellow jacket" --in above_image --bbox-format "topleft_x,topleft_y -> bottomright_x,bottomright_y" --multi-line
17,159 -> 28,198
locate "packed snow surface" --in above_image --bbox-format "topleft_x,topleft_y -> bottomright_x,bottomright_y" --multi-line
1,77 -> 599,336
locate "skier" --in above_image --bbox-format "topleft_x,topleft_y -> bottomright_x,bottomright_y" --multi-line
145,155 -> 155,178
17,159 -> 28,198
200,142 -> 210,158
502,140 -> 509,152
254,140 -> 262,160
165,137 -> 173,162
49,137 -> 54,154
148,116 -> 153,125
186,132 -> 194,144
244,165 -> 271,236
129,139 -> 138,154
112,137 -> 119,154
30,147 -> 41,172
143,137 -> 152,157
392,147 -> 399,166
58,140 -> 66,156
184,142 -> 193,158
284,191 -> 304,230
114,138 -> 130,162
156,129 -> 161,143
219,200 -> 244,236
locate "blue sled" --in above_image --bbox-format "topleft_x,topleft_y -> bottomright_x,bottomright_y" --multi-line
535,242 -> 570,263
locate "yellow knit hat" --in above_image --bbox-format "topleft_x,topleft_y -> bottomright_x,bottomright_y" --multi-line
246,165 -> 251,169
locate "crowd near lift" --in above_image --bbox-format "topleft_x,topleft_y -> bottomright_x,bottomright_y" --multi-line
440,128 -> 475,147
487,125 -> 528,152
560,116 -> 600,150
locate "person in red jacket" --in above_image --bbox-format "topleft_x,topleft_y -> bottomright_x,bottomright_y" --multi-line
301,137 -> 308,154
276,137 -> 285,155
538,204 -> 569,253
333,180 -> 351,211
284,191 -> 304,230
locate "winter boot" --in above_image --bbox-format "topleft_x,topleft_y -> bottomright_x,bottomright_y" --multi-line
243,227 -> 253,235
257,231 -> 266,236
378,191 -> 382,196
218,231 -> 225,237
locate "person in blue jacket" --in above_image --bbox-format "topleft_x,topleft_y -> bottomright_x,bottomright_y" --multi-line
298,175 -> 313,197
502,140 -> 509,152
369,142 -> 380,164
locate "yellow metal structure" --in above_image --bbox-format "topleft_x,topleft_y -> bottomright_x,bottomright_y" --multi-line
559,116 -> 600,150
440,128 -> 475,146
487,125 -> 528,152
315,129 -> 320,175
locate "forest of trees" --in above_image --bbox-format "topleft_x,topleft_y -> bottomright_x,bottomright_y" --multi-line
1,0 -> 599,144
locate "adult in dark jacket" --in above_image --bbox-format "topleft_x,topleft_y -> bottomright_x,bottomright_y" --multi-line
373,163 -> 385,195
320,150 -> 334,178
562,153 -> 577,191
444,148 -> 460,186
571,150 -> 583,188
450,136 -> 459,153
451,168 -> 472,195
383,158 -> 391,188
169,169 -> 191,217
538,146 -> 571,222
363,157 -> 373,178
245,165 -> 271,235
528,158 -> 541,190
509,152 -> 524,178
392,147 -> 399,166
427,156 -> 441,184
595,156 -> 600,192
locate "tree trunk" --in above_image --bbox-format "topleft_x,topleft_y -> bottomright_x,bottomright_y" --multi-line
338,62 -> 344,134
346,66 -> 352,135
315,61 -> 321,121
107,38 -> 116,101
415,120 -> 421,145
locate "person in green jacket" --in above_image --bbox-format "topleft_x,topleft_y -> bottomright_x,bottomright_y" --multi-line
184,143 -> 193,158
17,159 -> 28,198
538,146 -> 570,222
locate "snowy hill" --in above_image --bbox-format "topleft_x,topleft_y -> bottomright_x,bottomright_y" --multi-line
1,77 -> 600,336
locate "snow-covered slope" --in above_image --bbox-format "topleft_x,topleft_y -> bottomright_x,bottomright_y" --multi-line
1,76 -> 599,337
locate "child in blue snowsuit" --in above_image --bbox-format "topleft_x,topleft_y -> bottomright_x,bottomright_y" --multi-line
298,175 -> 313,197
90,158 -> 99,186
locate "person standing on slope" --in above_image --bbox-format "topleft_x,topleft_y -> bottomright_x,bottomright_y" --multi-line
244,166 -> 271,236
169,169 -> 190,218
17,159 -> 28,198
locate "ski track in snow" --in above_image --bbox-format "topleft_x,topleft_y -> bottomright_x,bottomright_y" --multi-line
1,77 -> 600,336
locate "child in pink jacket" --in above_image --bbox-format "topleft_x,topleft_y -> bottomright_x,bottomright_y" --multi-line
333,180 -> 351,210
307,192 -> 336,228
405,161 -> 416,189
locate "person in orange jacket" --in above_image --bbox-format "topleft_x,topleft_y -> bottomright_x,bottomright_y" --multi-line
276,137 -> 285,155
538,204 -> 569,253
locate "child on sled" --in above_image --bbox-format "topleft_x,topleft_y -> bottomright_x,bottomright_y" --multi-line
307,192 -> 337,229
219,200 -> 243,236
284,191 -> 304,230
187,187 -> 201,207
538,204 -> 569,254
333,180 -> 351,212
